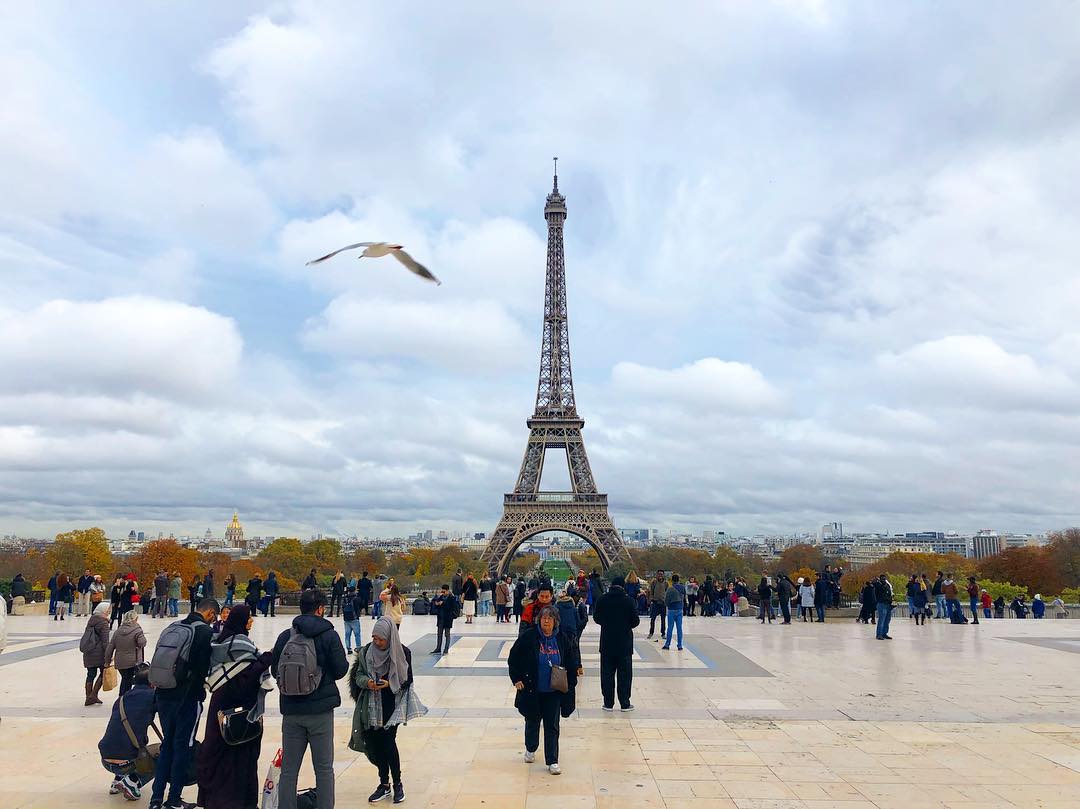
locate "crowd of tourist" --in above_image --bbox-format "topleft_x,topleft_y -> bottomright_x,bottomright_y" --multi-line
1,556 -> 1072,807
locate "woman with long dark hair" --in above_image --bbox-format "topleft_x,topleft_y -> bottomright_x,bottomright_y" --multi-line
379,582 -> 405,626
349,617 -> 427,804
54,573 -> 74,621
461,574 -> 478,624
197,605 -> 272,809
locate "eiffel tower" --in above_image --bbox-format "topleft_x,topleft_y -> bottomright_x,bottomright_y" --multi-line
481,163 -> 631,576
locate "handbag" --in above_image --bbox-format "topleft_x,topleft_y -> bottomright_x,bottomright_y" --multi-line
118,694 -> 163,777
102,665 -> 119,692
219,705 -> 264,745
549,664 -> 569,694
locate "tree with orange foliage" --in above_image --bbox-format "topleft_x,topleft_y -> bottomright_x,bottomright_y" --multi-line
777,544 -> 824,574
841,552 -> 974,598
977,546 -> 1065,597
126,539 -> 200,591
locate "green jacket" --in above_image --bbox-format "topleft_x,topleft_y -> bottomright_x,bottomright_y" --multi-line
347,642 -> 426,760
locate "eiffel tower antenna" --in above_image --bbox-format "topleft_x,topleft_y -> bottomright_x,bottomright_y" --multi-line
481,167 -> 630,576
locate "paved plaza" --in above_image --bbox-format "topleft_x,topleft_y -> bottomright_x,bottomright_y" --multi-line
3,611 -> 1080,807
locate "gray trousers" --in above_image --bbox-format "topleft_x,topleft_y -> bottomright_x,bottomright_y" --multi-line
279,712 -> 335,809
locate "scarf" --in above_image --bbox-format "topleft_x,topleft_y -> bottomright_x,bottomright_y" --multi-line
207,616 -> 261,693
367,617 -> 408,692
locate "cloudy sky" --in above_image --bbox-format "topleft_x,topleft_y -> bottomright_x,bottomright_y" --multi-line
2,2 -> 1079,540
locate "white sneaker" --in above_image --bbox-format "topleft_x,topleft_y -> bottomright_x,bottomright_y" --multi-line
524,751 -> 535,763
549,763 -> 562,775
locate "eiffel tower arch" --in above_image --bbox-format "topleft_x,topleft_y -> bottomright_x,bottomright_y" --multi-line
481,165 -> 632,577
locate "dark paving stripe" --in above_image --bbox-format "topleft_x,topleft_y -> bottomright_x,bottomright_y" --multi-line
409,634 -> 772,678
0,638 -> 80,666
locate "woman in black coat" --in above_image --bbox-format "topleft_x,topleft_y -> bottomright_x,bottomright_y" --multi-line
512,579 -> 526,622
197,605 -> 272,809
109,577 -> 125,629
507,605 -> 582,776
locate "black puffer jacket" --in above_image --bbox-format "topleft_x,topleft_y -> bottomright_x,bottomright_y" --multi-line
272,613 -> 349,715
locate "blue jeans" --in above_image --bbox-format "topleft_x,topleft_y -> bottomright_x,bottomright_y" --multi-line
663,609 -> 684,648
907,597 -> 916,617
876,603 -> 892,638
969,599 -> 980,621
344,619 -> 361,652
152,697 -> 202,805
816,604 -> 825,622
224,588 -> 235,607
935,594 -> 946,618
984,607 -> 991,618
167,598 -> 179,616
947,598 -> 961,619
372,599 -> 382,618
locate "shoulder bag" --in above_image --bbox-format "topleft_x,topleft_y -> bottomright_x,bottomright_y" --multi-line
119,694 -> 163,777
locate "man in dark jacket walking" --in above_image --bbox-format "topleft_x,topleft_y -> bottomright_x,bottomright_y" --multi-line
431,584 -> 459,654
775,573 -> 795,624
592,576 -> 640,712
357,571 -> 373,616
150,598 -> 218,809
271,589 -> 349,809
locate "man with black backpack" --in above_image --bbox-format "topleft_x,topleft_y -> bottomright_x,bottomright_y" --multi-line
147,597 -> 218,809
271,589 -> 349,809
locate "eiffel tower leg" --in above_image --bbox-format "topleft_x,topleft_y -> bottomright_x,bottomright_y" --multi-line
480,519 -> 520,577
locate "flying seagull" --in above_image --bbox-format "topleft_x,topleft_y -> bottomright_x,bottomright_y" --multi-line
305,241 -> 441,285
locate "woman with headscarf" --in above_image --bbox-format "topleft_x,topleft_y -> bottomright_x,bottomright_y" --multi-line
106,609 -> 147,696
349,616 -> 427,805
81,602 -> 112,705
197,605 -> 273,809
507,604 -> 583,776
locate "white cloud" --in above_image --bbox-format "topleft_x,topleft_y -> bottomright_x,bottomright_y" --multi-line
301,295 -> 532,373
611,358 -> 783,414
877,335 -> 1077,411
0,297 -> 243,401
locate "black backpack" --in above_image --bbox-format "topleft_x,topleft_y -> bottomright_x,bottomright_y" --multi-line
149,621 -> 197,689
342,597 -> 358,622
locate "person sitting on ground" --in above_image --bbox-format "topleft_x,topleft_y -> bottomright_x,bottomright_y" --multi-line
411,591 -> 430,615
98,664 -> 155,801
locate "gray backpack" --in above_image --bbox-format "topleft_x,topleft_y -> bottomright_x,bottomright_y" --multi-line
149,621 -> 196,689
277,629 -> 322,696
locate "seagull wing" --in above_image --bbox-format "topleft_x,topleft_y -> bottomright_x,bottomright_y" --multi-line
390,248 -> 442,285
305,242 -> 376,265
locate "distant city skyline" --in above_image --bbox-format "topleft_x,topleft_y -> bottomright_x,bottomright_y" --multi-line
2,5 -> 1079,537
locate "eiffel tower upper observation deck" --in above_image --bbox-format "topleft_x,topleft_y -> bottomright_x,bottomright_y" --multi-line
481,164 -> 631,576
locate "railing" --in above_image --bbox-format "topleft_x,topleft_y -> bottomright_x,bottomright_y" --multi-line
504,492 -> 608,505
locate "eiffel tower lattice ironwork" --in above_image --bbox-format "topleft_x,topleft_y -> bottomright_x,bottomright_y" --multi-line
481,164 -> 631,576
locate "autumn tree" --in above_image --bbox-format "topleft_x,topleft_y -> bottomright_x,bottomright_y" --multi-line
841,552 -> 974,597
508,553 -> 541,576
977,546 -> 1064,597
777,544 -> 824,575
256,538 -> 311,583
127,539 -> 199,589
345,549 -> 386,577
307,539 -> 343,573
47,528 -> 113,577
1047,528 -> 1080,589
